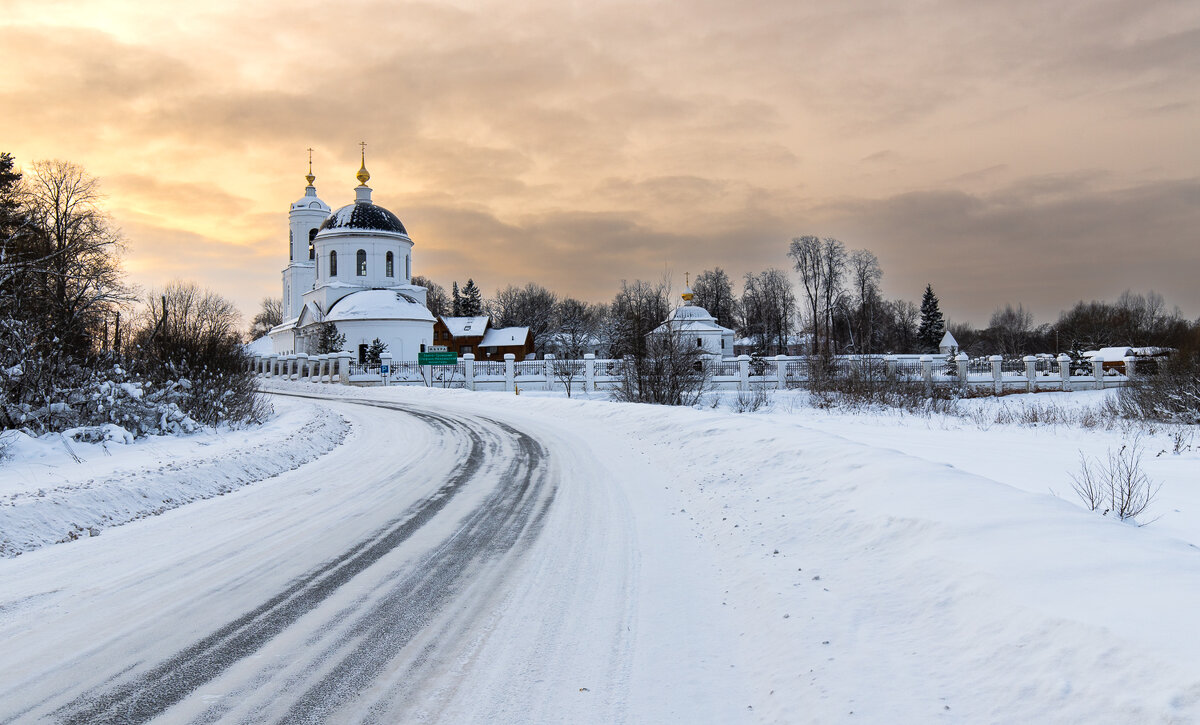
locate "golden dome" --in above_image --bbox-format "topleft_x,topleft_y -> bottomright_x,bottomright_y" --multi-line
356,142 -> 370,186
681,272 -> 694,302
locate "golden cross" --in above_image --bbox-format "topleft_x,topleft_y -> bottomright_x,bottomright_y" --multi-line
306,147 -> 313,173
685,272 -> 690,287
359,141 -> 367,161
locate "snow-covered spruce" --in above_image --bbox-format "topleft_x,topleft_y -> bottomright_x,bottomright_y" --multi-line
0,402 -> 348,557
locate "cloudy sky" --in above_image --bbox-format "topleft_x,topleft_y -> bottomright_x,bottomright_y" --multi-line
3,0 -> 1198,325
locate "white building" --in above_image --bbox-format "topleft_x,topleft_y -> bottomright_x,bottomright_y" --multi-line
939,330 -> 959,355
651,281 -> 735,356
269,152 -> 434,361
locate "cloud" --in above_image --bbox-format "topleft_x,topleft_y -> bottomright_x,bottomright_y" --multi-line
3,0 -> 1199,326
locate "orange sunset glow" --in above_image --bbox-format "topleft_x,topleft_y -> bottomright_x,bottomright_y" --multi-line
3,0 -> 1198,324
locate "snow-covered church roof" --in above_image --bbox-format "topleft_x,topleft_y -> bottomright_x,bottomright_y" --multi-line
325,289 -> 434,323
318,201 -> 408,236
939,330 -> 958,348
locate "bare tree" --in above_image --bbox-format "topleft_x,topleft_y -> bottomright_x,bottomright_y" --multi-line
848,249 -> 883,353
741,269 -> 795,354
609,278 -> 670,359
487,282 -> 559,353
248,296 -> 283,340
691,268 -> 739,330
788,236 -> 846,356
552,297 -> 602,358
19,160 -> 130,358
411,275 -> 450,318
988,303 -> 1035,357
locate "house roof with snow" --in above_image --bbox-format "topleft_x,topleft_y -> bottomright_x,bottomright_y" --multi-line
939,331 -> 958,349
480,327 -> 531,347
1085,346 -> 1134,361
439,316 -> 490,338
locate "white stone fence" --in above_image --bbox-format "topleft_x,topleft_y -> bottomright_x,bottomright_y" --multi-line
249,352 -> 1134,395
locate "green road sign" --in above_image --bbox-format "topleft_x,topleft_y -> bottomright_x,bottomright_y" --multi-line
418,351 -> 459,365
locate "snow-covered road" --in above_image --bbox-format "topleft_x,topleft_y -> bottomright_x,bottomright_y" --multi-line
0,392 -> 750,724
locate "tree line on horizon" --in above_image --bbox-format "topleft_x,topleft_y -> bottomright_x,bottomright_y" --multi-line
251,239 -> 1199,361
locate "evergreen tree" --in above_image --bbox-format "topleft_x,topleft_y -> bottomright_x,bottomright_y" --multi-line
451,281 -> 462,316
460,278 -> 483,316
365,337 -> 388,364
314,322 -> 345,354
917,283 -> 945,352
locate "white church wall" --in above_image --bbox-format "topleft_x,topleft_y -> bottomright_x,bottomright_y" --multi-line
334,319 -> 432,362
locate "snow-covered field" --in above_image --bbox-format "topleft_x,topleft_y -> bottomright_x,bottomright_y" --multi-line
1,380 -> 1197,722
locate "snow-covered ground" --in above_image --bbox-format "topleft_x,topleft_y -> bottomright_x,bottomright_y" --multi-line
0,398 -> 349,556
1,380 -> 1197,722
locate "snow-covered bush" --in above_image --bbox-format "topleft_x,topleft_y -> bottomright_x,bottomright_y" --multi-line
1113,349 -> 1200,424
1,359 -> 203,437
124,282 -> 271,428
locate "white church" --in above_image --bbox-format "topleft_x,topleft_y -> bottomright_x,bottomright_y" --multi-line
269,151 -> 435,361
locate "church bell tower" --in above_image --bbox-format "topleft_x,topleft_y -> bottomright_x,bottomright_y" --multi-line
282,150 -> 329,320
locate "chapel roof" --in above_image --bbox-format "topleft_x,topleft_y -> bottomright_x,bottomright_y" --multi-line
318,201 -> 408,236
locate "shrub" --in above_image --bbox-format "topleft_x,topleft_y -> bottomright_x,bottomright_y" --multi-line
1113,353 -> 1200,424
611,330 -> 710,406
732,384 -> 770,413
1070,440 -> 1161,522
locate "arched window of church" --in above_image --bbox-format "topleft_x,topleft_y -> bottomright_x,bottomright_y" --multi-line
308,229 -> 317,260
289,230 -> 293,261
356,249 -> 367,276
329,250 -> 338,276
386,251 -> 394,277
406,255 -> 410,280
696,338 -> 702,348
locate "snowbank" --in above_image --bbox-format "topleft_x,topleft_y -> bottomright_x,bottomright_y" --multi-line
0,399 -> 349,557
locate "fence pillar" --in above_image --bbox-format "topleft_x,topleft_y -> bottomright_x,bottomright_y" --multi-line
584,354 -> 596,393
989,355 -> 1003,394
463,353 -> 476,390
775,354 -> 788,391
920,355 -> 933,392
1124,356 -> 1136,379
296,353 -> 308,383
955,353 -> 968,388
379,352 -> 392,386
544,354 -> 555,391
504,353 -> 516,392
1092,356 -> 1105,389
338,352 -> 352,384
738,354 -> 750,391
1058,353 -> 1072,391
885,354 -> 897,381
1023,355 -> 1037,393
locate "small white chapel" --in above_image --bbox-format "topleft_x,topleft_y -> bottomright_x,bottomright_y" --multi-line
269,148 -> 435,362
